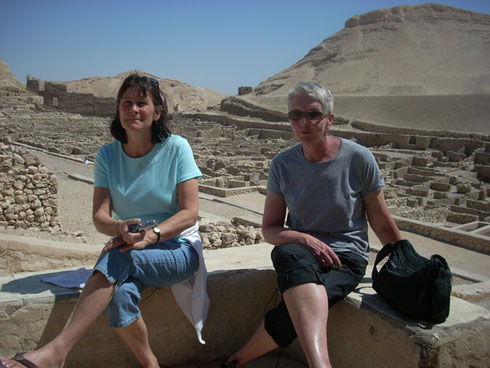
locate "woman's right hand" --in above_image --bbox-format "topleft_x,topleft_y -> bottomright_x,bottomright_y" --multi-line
303,233 -> 342,269
113,218 -> 141,238
103,218 -> 144,252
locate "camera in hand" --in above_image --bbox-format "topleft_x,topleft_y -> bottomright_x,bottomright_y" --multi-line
128,220 -> 157,233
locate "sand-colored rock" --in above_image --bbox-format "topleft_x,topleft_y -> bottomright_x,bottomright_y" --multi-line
255,4 -> 490,97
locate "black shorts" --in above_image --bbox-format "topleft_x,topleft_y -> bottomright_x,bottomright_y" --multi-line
264,243 -> 367,348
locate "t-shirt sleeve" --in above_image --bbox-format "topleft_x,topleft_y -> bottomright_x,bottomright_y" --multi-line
177,138 -> 202,183
93,146 -> 109,188
266,157 -> 282,195
360,149 -> 385,197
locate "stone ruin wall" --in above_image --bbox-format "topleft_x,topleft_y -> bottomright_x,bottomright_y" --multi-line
0,141 -> 61,231
26,77 -> 115,117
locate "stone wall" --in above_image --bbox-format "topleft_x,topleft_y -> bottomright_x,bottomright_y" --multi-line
0,142 -> 61,231
220,96 -> 287,122
238,86 -> 253,95
26,76 -> 115,117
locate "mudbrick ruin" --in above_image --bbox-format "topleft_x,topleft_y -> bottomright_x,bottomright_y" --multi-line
0,78 -> 489,247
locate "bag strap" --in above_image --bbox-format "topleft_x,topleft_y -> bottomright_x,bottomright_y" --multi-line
372,241 -> 395,278
431,254 -> 450,271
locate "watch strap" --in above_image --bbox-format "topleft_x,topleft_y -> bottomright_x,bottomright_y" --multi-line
153,227 -> 161,243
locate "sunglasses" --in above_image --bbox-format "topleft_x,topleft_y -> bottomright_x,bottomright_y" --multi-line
149,77 -> 159,89
288,110 -> 326,121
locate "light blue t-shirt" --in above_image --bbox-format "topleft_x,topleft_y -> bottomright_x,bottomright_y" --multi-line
94,135 -> 202,225
267,138 -> 384,260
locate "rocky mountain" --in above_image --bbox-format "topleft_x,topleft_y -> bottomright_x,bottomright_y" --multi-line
254,3 -> 490,97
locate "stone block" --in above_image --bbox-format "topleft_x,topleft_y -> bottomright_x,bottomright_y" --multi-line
474,152 -> 490,165
412,156 -> 428,167
433,191 -> 448,199
393,167 -> 408,179
457,184 -> 471,194
407,187 -> 429,197
466,199 -> 490,212
430,182 -> 451,191
227,180 -> 247,189
446,212 -> 479,224
475,165 -> 490,183
404,173 -> 431,183
447,150 -> 467,162
415,136 -> 430,150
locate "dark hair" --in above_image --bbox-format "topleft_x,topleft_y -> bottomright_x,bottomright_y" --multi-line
110,73 -> 171,143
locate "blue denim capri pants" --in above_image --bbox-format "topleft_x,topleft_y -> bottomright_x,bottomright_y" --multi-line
93,239 -> 199,328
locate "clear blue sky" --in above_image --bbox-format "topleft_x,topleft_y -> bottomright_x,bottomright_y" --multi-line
1,0 -> 489,95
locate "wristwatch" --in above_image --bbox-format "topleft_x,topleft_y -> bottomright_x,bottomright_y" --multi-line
153,226 -> 161,243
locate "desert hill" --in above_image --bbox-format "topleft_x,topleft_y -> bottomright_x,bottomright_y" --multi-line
2,65 -> 226,113
62,70 -> 226,112
254,3 -> 490,97
235,3 -> 490,134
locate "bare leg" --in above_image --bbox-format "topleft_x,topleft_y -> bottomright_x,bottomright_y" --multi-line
223,320 -> 279,368
0,271 -> 114,368
114,317 -> 159,368
283,283 -> 331,368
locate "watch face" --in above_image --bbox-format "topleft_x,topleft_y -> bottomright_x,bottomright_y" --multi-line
153,227 -> 161,233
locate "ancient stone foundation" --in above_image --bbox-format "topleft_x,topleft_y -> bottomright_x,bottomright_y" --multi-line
26,76 -> 116,117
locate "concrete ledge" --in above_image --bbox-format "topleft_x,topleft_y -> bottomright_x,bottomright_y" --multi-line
1,236 -> 489,367
1,268 -> 278,367
286,267 -> 490,367
0,233 -> 100,276
2,266 -> 489,367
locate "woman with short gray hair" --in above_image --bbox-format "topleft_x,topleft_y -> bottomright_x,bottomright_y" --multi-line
223,81 -> 402,368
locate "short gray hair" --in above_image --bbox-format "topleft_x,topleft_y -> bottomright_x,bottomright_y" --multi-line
287,81 -> 334,114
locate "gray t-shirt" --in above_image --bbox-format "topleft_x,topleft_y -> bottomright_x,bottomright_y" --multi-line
267,138 -> 384,260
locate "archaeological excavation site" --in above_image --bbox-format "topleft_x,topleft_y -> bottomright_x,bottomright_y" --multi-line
1,3 -> 490,367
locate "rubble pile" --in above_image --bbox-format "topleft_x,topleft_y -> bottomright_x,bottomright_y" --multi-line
199,219 -> 263,249
0,142 -> 61,231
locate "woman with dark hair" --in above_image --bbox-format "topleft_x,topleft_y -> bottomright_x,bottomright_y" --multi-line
1,73 -> 209,368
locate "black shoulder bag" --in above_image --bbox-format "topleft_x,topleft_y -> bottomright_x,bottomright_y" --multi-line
372,239 -> 452,323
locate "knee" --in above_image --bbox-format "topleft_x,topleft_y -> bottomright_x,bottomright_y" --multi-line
271,243 -> 313,271
111,283 -> 141,310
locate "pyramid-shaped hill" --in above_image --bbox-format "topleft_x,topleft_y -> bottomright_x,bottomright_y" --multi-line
256,4 -> 490,97
241,4 -> 490,135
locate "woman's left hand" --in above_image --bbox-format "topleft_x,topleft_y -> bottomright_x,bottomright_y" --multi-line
102,230 -> 158,253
